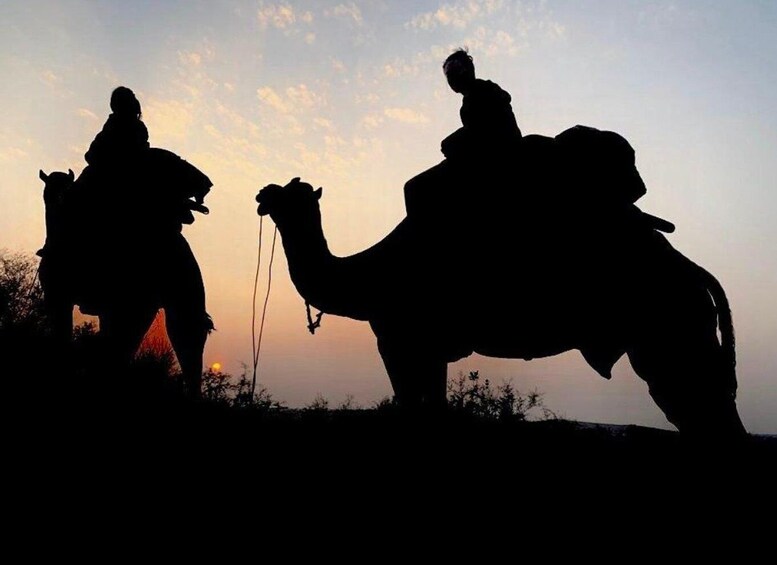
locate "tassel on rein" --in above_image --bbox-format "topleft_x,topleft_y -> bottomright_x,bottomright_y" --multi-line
306,301 -> 324,335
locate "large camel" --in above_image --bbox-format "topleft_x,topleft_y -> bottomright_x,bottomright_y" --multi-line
38,150 -> 212,397
255,134 -> 747,437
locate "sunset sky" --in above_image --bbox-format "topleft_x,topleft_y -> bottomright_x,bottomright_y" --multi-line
2,0 -> 776,432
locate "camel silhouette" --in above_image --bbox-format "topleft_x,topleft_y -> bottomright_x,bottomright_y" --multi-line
255,151 -> 747,438
38,153 -> 211,398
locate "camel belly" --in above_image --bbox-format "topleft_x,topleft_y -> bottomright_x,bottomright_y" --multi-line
473,321 -> 577,360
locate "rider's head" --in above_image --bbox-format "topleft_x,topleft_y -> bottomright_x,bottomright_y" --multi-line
443,48 -> 476,94
110,86 -> 142,119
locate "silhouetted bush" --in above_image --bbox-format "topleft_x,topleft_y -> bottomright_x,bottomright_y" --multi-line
447,370 -> 554,421
336,394 -> 359,411
201,365 -> 284,412
304,393 -> 330,412
0,251 -> 47,340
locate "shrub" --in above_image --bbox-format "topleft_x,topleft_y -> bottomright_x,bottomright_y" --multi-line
447,370 -> 554,422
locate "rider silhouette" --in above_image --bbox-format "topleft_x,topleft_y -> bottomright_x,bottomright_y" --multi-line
66,86 -> 155,312
440,48 -> 521,161
85,86 -> 150,167
404,48 -> 521,219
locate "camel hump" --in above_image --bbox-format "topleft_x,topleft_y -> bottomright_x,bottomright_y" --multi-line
131,148 -> 213,228
555,125 -> 647,205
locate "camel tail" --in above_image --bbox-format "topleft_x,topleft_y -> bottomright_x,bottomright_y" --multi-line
685,256 -> 737,393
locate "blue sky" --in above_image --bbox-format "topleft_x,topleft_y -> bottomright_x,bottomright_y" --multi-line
1,1 -> 776,431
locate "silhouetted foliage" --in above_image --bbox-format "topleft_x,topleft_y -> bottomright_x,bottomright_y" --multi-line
201,365 -> 284,412
305,393 -> 330,412
337,394 -> 359,411
447,371 -> 554,422
0,251 -> 47,338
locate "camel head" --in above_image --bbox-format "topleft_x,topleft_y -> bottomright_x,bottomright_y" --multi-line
39,168 -> 74,206
256,177 -> 323,224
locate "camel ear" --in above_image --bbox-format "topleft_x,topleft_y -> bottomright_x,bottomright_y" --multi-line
68,168 -> 75,182
39,170 -> 48,182
314,187 -> 323,199
290,176 -> 301,186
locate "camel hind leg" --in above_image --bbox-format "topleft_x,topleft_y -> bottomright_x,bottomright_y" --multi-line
162,234 -> 210,400
98,304 -> 160,402
627,313 -> 746,440
165,306 -> 211,400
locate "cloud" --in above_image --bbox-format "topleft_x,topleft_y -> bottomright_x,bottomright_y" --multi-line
305,32 -> 316,44
0,146 -> 29,162
638,2 -> 693,27
383,107 -> 429,125
76,108 -> 99,121
144,98 -> 195,141
543,21 -> 566,39
39,69 -> 60,87
179,51 -> 202,66
331,58 -> 347,73
407,0 -> 504,30
361,114 -> 384,129
257,86 -> 290,113
215,102 -> 261,138
0,127 -> 36,162
465,26 -> 520,56
258,84 -> 325,115
203,123 -> 267,160
285,84 -> 324,109
383,61 -> 420,78
324,135 -> 346,147
325,3 -> 363,25
256,86 -> 319,137
357,93 -> 380,105
178,43 -> 216,68
313,117 -> 334,130
257,2 -> 313,29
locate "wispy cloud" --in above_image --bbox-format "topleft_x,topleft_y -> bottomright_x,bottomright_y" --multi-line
384,107 -> 429,125
257,87 -> 290,113
383,60 -> 420,78
0,146 -> 29,162
257,2 -> 313,29
39,69 -> 61,88
76,108 -> 99,121
637,2 -> 694,27
331,58 -> 347,73
313,117 -> 335,130
465,26 -> 520,56
407,0 -> 504,30
286,84 -> 324,109
325,2 -> 363,25
144,98 -> 195,141
0,128 -> 36,162
179,51 -> 202,66
258,84 -> 325,114
361,114 -> 384,129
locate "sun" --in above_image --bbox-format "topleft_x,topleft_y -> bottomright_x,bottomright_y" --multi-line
211,362 -> 222,372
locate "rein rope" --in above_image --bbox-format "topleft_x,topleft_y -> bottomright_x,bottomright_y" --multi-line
23,263 -> 42,316
250,216 -> 278,398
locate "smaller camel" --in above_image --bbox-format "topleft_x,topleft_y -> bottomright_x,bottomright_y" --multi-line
256,176 -> 746,438
38,163 -> 212,398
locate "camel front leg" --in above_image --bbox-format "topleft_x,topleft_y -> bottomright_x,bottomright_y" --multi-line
375,329 -> 448,411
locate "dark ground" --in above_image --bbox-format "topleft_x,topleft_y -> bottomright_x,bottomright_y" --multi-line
4,346 -> 775,514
